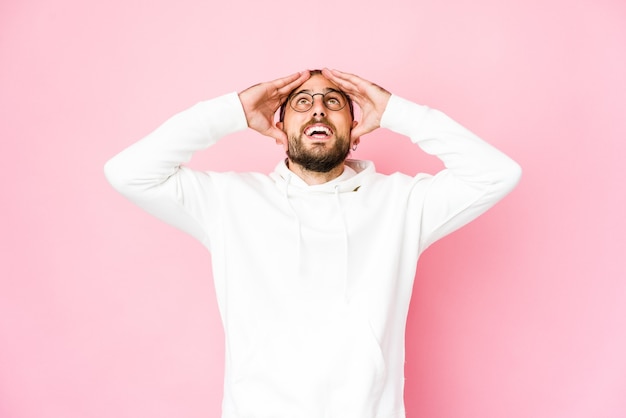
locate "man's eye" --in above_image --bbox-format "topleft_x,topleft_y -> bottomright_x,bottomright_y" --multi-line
327,98 -> 340,105
296,98 -> 311,105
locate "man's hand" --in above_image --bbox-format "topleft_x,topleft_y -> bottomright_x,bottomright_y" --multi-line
239,71 -> 311,147
322,68 -> 391,141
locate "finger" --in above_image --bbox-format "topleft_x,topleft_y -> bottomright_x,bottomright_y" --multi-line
322,68 -> 352,91
275,70 -> 310,95
327,68 -> 390,99
323,68 -> 365,90
350,126 -> 367,141
272,72 -> 302,88
322,71 -> 371,106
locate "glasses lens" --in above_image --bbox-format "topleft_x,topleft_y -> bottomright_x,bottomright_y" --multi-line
290,93 -> 314,112
323,91 -> 346,111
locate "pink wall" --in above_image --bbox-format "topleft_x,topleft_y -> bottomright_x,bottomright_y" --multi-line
1,0 -> 625,417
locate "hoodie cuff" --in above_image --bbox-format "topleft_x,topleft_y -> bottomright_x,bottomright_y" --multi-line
380,94 -> 430,142
193,92 -> 249,143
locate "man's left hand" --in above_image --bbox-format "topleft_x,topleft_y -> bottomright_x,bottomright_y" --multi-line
322,68 -> 391,141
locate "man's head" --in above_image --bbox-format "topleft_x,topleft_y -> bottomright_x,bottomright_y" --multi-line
276,70 -> 358,173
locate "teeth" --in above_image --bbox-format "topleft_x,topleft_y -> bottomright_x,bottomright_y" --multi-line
305,126 -> 331,136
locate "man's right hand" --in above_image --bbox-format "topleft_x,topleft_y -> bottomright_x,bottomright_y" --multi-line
239,71 -> 311,148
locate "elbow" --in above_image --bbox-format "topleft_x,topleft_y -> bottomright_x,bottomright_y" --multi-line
104,155 -> 133,194
509,159 -> 523,185
498,158 -> 523,195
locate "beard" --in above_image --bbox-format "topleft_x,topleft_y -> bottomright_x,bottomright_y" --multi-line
286,133 -> 351,173
285,116 -> 351,173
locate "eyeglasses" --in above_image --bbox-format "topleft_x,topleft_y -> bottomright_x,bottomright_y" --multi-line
289,90 -> 348,113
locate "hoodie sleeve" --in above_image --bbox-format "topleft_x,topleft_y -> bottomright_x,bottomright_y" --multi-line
380,95 -> 522,251
104,92 -> 248,247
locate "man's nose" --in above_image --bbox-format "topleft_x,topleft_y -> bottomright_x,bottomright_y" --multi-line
312,96 -> 327,117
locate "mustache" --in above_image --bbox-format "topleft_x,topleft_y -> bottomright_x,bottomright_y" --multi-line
300,116 -> 336,134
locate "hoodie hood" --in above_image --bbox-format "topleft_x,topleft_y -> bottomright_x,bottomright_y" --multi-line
269,158 -> 376,194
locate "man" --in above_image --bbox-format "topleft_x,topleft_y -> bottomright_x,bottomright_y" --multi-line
105,68 -> 521,418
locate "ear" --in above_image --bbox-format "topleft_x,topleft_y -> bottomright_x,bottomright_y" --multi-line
275,121 -> 288,150
275,121 -> 284,146
351,120 -> 360,147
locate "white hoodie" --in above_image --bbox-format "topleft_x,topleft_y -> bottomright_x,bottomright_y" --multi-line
104,92 -> 521,418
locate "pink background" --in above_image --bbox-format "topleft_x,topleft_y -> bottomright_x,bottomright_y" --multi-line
1,0 -> 625,417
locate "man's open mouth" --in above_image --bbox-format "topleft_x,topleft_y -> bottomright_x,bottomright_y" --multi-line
304,124 -> 333,139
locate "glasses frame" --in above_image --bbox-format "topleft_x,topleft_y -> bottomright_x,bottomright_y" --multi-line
288,90 -> 349,113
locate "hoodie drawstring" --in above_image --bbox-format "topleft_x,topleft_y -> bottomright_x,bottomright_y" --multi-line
283,175 -> 303,275
279,171 -> 354,303
334,185 -> 351,303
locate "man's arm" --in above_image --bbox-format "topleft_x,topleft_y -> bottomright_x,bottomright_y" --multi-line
380,94 -> 521,249
104,72 -> 311,245
104,94 -> 248,245
324,68 -> 521,250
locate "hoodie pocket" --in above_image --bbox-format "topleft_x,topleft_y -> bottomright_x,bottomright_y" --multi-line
325,307 -> 387,416
229,305 -> 387,418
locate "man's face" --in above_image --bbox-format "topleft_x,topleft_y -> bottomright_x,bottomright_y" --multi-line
277,74 -> 357,173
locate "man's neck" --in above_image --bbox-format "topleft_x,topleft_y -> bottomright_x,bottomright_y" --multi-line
286,159 -> 345,186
